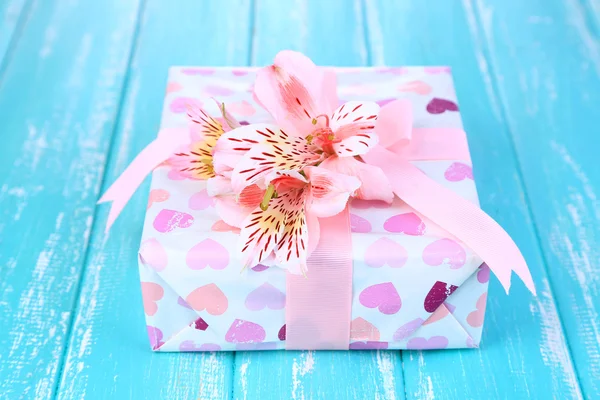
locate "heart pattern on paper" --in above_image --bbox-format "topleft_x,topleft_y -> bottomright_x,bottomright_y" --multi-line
398,80 -> 432,95
350,213 -> 372,233
180,341 -> 221,351
444,162 -> 473,182
251,264 -> 269,272
477,263 -> 490,283
141,282 -> 164,316
203,85 -> 234,96
359,282 -> 402,315
225,319 -> 266,343
169,97 -> 202,113
278,324 -> 286,340
365,238 -> 408,268
424,281 -> 458,313
153,209 -> 194,233
147,326 -> 164,350
181,68 -> 215,75
245,283 -> 286,311
384,212 -> 426,235
426,98 -> 459,114
192,317 -> 209,331
186,283 -> 228,315
376,98 -> 396,107
211,220 -> 241,233
349,341 -> 389,350
467,292 -> 487,327
188,190 -> 214,210
406,336 -> 449,350
147,189 -> 170,209
350,317 -> 380,341
139,238 -> 168,271
166,81 -> 182,93
422,238 -> 466,269
393,318 -> 424,341
186,239 -> 229,270
422,304 -> 450,326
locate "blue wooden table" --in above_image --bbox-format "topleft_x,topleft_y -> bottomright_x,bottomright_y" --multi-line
1,0 -> 598,399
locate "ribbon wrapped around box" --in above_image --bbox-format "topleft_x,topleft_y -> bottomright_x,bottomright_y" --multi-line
100,64 -> 534,351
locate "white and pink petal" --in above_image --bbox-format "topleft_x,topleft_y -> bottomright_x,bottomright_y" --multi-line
330,101 -> 380,132
304,166 -> 361,218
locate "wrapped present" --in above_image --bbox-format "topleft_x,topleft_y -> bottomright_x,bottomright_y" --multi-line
100,51 -> 535,351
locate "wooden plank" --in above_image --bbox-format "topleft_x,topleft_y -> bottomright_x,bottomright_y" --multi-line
0,1 -> 142,398
364,0 -> 583,398
468,0 -> 600,396
0,0 -> 28,70
233,1 -> 405,399
55,1 -> 253,399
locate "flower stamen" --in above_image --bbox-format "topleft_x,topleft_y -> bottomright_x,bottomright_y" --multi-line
260,184 -> 277,211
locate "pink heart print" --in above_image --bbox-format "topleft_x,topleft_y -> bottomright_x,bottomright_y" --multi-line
225,319 -> 266,343
203,85 -> 234,96
139,238 -> 168,271
181,67 -> 215,75
426,98 -> 459,114
477,263 -> 490,283
365,238 -> 408,268
422,238 -> 467,269
188,190 -> 214,210
359,282 -> 402,315
186,283 -> 229,315
444,162 -> 473,182
423,66 -> 451,74
393,318 -> 425,341
169,97 -> 202,113
147,326 -> 164,350
424,281 -> 458,313
384,212 -> 426,235
467,292 -> 488,327
236,342 -> 278,351
153,209 -> 194,233
350,317 -> 380,341
251,263 -> 269,272
211,220 -> 241,233
179,341 -> 222,351
349,341 -> 389,350
232,69 -> 248,76
350,213 -> 372,233
278,324 -> 286,340
193,317 -> 209,331
166,81 -> 182,93
141,282 -> 164,316
407,336 -> 449,350
186,239 -> 229,270
398,80 -> 432,95
422,304 -> 450,326
147,189 -> 170,209
245,283 -> 286,311
376,98 -> 396,107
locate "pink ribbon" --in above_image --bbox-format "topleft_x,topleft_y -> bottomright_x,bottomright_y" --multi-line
98,127 -> 189,232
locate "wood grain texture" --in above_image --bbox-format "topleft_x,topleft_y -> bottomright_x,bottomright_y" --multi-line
470,0 -> 600,396
233,1 -> 405,399
55,1 -> 252,399
364,0 -> 583,398
0,0 -> 29,70
0,1 -> 141,398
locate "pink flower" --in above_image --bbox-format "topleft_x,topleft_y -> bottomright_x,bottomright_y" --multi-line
213,50 -> 393,203
237,167 -> 360,273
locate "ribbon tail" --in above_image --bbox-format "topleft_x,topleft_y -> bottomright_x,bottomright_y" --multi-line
98,128 -> 189,232
363,146 -> 536,295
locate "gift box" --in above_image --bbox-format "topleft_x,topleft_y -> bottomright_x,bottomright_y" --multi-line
134,65 -> 495,351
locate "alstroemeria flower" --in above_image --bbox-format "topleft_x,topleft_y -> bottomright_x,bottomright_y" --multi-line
167,103 -> 231,180
238,166 -> 360,274
213,50 -> 394,203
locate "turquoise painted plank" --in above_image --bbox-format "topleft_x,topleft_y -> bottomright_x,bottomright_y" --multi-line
469,0 -> 600,396
364,0 -> 582,398
0,0 -> 28,69
0,1 -> 142,398
233,1 -> 405,399
56,1 -> 253,399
